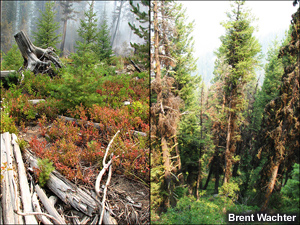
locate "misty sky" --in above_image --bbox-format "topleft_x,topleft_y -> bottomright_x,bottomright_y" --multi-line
182,1 -> 298,56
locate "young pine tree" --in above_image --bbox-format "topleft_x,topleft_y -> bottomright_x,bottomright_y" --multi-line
76,1 -> 98,54
33,1 -> 61,50
96,14 -> 113,62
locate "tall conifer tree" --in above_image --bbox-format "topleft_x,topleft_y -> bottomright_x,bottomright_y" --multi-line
96,14 -> 113,61
213,0 -> 261,186
32,1 -> 61,50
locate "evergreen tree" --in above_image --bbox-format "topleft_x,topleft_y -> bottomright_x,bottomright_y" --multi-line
33,1 -> 61,50
96,14 -> 113,62
168,2 -> 203,197
128,0 -> 150,68
76,1 -> 98,54
170,2 -> 199,106
257,6 -> 299,211
252,38 -> 284,131
213,0 -> 261,187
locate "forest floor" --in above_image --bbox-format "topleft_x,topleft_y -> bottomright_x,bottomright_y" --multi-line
18,124 -> 150,224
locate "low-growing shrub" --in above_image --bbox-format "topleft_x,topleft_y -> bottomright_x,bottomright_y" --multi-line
37,158 -> 54,187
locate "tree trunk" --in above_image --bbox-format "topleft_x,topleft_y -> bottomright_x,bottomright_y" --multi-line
162,136 -> 171,208
203,159 -> 214,190
196,85 -> 204,199
214,152 -> 220,194
111,0 -> 124,48
60,19 -> 68,56
261,160 -> 282,211
224,109 -> 232,184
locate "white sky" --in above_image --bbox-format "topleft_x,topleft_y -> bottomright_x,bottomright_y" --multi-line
181,1 -> 298,56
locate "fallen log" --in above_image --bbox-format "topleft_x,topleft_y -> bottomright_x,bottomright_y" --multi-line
130,59 -> 141,73
14,30 -> 63,77
0,70 -> 16,78
35,184 -> 65,224
11,133 -> 38,224
23,149 -> 116,224
2,133 -> 24,224
0,134 -> 15,224
58,115 -> 102,130
28,99 -> 46,105
32,192 -> 54,225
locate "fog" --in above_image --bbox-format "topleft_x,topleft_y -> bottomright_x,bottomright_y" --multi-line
1,0 -> 147,56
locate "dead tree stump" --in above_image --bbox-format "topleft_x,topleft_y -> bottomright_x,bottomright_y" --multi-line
14,30 -> 64,77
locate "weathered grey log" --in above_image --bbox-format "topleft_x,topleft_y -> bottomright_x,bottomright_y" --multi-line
23,149 -> 116,224
28,99 -> 46,105
0,134 -> 15,224
35,184 -> 65,225
0,70 -> 16,78
14,30 -> 63,76
58,115 -> 102,130
2,133 -> 23,224
131,130 -> 147,137
11,133 -> 38,224
32,192 -> 54,225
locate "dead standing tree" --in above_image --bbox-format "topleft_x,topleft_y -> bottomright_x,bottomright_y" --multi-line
14,30 -> 64,77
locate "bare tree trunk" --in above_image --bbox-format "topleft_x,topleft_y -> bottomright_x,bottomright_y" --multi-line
224,110 -> 232,185
214,153 -> 220,194
60,19 -> 68,56
261,160 -> 282,211
203,159 -> 214,190
196,85 -> 204,199
111,0 -> 124,48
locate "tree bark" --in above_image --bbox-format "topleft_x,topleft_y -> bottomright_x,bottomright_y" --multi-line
60,19 -> 68,56
261,160 -> 282,211
203,159 -> 214,190
162,136 -> 171,208
224,109 -> 232,184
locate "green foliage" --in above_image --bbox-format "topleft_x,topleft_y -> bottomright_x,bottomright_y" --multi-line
128,0 -> 150,68
0,100 -> 19,134
96,14 -> 113,62
21,70 -> 55,98
33,1 -> 61,50
170,2 -> 199,106
0,71 -> 21,89
76,1 -> 98,53
252,36 -> 287,132
281,163 -> 300,212
17,138 -> 28,152
219,181 -> 240,201
1,84 -> 37,125
1,44 -> 23,70
37,158 -> 54,187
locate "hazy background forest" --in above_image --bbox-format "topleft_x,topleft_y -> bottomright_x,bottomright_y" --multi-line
1,0 -> 146,57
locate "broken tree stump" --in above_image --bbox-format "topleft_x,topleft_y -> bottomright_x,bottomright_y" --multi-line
14,30 -> 63,77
